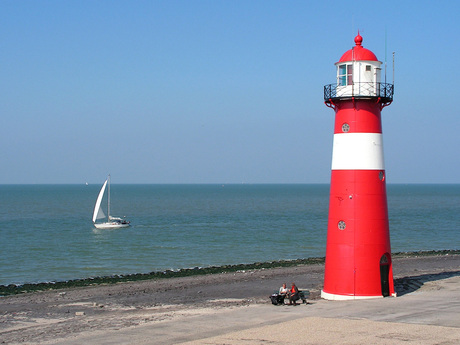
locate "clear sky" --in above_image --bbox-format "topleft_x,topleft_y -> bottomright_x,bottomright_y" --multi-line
1,0 -> 459,184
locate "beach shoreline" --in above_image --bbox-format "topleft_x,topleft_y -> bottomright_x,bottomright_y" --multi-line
1,253 -> 459,344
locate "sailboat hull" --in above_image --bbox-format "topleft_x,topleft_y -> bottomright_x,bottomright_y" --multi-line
94,222 -> 130,229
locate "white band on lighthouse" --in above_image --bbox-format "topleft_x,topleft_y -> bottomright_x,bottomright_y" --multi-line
331,133 -> 385,170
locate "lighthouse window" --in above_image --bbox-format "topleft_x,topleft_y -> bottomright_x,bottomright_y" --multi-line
338,65 -> 346,85
338,221 -> 346,230
366,65 -> 372,71
338,64 -> 353,86
347,65 -> 353,84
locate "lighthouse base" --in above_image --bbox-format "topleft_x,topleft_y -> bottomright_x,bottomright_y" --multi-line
321,290 -> 385,301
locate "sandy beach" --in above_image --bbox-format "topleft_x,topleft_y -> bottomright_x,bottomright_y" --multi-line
1,254 -> 459,344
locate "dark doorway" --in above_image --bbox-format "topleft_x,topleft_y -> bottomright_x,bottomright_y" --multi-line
380,254 -> 390,297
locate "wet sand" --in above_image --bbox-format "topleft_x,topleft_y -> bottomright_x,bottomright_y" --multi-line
1,254 -> 459,344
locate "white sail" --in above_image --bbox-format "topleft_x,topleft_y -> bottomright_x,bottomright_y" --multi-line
92,179 -> 108,223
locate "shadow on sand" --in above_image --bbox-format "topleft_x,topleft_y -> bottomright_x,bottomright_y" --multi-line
394,270 -> 460,296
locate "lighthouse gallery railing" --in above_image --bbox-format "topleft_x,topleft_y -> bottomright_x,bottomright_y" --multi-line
324,82 -> 394,103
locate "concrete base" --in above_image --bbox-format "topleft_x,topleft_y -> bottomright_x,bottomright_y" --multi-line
321,290 -> 384,300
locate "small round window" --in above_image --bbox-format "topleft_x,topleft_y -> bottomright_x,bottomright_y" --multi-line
342,123 -> 350,132
379,171 -> 385,181
338,220 -> 346,230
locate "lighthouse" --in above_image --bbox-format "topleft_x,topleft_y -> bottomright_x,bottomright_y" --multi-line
321,33 -> 395,300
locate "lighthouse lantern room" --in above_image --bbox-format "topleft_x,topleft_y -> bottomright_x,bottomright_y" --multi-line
322,33 -> 395,300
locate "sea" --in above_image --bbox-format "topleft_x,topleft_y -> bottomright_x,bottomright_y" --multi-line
0,184 -> 459,286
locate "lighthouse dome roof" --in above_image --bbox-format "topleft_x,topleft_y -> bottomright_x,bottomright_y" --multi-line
337,33 -> 378,63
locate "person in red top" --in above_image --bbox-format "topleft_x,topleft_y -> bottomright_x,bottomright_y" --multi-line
288,282 -> 300,305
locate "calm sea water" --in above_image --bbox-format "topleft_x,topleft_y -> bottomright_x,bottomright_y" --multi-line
0,184 -> 458,286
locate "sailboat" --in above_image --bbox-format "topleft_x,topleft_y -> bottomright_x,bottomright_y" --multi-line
92,175 -> 130,229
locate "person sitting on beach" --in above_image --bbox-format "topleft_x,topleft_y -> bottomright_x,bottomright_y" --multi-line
288,282 -> 300,305
279,283 -> 288,296
278,283 -> 288,304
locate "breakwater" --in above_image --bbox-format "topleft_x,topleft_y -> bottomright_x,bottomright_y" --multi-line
2,250 -> 458,296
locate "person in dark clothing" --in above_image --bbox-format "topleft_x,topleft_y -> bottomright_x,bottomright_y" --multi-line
288,282 -> 300,305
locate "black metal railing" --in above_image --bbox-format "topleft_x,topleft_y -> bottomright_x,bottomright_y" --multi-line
324,82 -> 394,103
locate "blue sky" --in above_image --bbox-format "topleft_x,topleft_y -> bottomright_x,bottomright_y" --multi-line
1,0 -> 459,184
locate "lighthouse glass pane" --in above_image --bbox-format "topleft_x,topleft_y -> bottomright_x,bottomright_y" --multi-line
338,65 -> 347,86
347,65 -> 353,85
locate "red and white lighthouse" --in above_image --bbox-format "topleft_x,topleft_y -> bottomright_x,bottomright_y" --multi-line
322,33 -> 395,300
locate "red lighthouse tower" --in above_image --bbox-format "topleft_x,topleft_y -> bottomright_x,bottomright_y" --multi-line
322,33 -> 395,300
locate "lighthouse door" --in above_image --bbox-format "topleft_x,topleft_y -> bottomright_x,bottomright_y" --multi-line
380,254 -> 390,297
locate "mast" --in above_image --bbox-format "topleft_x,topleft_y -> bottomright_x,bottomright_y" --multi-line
392,51 -> 395,84
108,174 -> 111,220
385,29 -> 387,84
